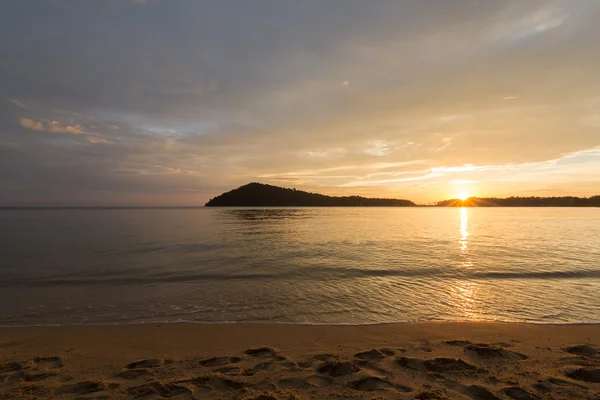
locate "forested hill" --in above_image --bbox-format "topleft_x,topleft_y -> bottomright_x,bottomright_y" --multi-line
205,183 -> 416,207
436,196 -> 600,207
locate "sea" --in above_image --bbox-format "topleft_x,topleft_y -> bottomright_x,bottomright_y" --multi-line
0,207 -> 599,326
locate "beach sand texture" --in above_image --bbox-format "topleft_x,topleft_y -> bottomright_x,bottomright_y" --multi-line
1,322 -> 599,399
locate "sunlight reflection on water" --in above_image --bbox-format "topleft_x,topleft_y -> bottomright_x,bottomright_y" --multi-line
0,207 -> 599,325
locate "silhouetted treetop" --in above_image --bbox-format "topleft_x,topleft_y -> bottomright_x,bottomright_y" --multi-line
436,196 -> 600,207
205,183 -> 416,207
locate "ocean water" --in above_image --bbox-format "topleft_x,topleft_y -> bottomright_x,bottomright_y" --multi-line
0,207 -> 599,326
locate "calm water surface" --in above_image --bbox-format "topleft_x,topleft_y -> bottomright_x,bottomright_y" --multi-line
0,207 -> 599,326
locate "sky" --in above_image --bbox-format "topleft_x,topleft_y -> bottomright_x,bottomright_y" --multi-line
1,0 -> 599,206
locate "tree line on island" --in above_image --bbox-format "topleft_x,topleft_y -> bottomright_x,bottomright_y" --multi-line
436,196 -> 600,207
205,183 -> 600,207
205,183 -> 415,207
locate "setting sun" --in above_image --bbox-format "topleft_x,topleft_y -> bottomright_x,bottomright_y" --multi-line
457,191 -> 470,201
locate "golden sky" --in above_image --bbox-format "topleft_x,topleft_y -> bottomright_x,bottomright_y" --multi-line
1,0 -> 599,205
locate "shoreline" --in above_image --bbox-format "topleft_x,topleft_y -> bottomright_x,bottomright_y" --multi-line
2,320 -> 600,328
2,322 -> 599,399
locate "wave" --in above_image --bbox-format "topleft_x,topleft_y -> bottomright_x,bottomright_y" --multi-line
2,266 -> 600,287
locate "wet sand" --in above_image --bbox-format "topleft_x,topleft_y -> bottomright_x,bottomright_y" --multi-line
1,322 -> 599,399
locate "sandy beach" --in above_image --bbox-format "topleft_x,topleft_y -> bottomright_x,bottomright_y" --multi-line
1,322 -> 599,399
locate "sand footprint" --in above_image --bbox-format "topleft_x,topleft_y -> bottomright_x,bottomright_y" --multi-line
306,375 -> 333,388
24,372 -> 56,382
243,361 -> 274,376
297,353 -> 336,368
317,360 -> 360,377
354,348 -> 394,360
565,367 -> 600,383
464,344 -> 528,361
348,376 -> 412,392
33,356 -> 63,369
199,356 -> 242,367
443,340 -> 473,347
563,344 -> 598,357
396,356 -> 478,373
190,375 -> 246,390
115,368 -> 153,379
0,361 -> 22,373
463,384 -> 500,400
127,381 -> 192,399
124,358 -> 166,369
277,377 -> 312,389
501,386 -> 541,400
55,380 -> 106,396
214,365 -> 242,375
245,394 -> 279,400
415,389 -> 450,399
244,347 -> 280,358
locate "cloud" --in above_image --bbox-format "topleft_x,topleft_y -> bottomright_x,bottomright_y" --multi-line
153,164 -> 202,176
19,118 -> 44,131
9,99 -> 27,109
87,137 -> 109,144
20,118 -> 84,134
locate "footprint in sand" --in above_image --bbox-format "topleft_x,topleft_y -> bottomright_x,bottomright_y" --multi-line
277,377 -> 313,389
244,347 -> 279,358
546,377 -> 588,389
55,381 -> 105,396
565,367 -> 600,383
23,372 -> 56,382
190,375 -> 246,390
0,362 -> 22,373
563,344 -> 598,357
127,381 -> 192,399
243,361 -> 274,376
33,356 -> 63,369
396,356 -> 478,373
306,375 -> 333,388
463,384 -> 500,400
298,353 -> 336,368
444,340 -> 473,347
354,358 -> 393,377
198,356 -> 242,367
502,386 -> 541,400
115,368 -> 153,379
354,348 -> 394,360
348,376 -> 412,392
465,344 -> 528,361
415,389 -> 450,399
124,358 -> 166,369
245,395 -> 279,400
559,356 -> 597,366
317,360 -> 360,377
214,365 -> 242,375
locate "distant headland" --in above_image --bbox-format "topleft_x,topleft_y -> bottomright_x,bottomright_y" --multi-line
435,196 -> 600,207
205,183 -> 600,207
205,183 -> 416,207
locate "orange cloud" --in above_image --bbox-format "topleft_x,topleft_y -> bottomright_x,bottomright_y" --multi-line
87,137 -> 109,144
19,118 -> 44,131
153,164 -> 202,176
20,118 -> 84,134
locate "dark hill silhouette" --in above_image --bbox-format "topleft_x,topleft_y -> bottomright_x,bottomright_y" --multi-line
205,183 -> 416,207
436,196 -> 600,207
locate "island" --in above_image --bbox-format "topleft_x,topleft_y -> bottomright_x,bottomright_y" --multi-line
205,182 -> 416,207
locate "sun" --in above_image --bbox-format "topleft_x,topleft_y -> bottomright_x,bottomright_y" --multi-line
457,191 -> 470,201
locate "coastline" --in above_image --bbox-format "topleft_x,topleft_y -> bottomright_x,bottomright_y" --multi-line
2,322 -> 599,399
